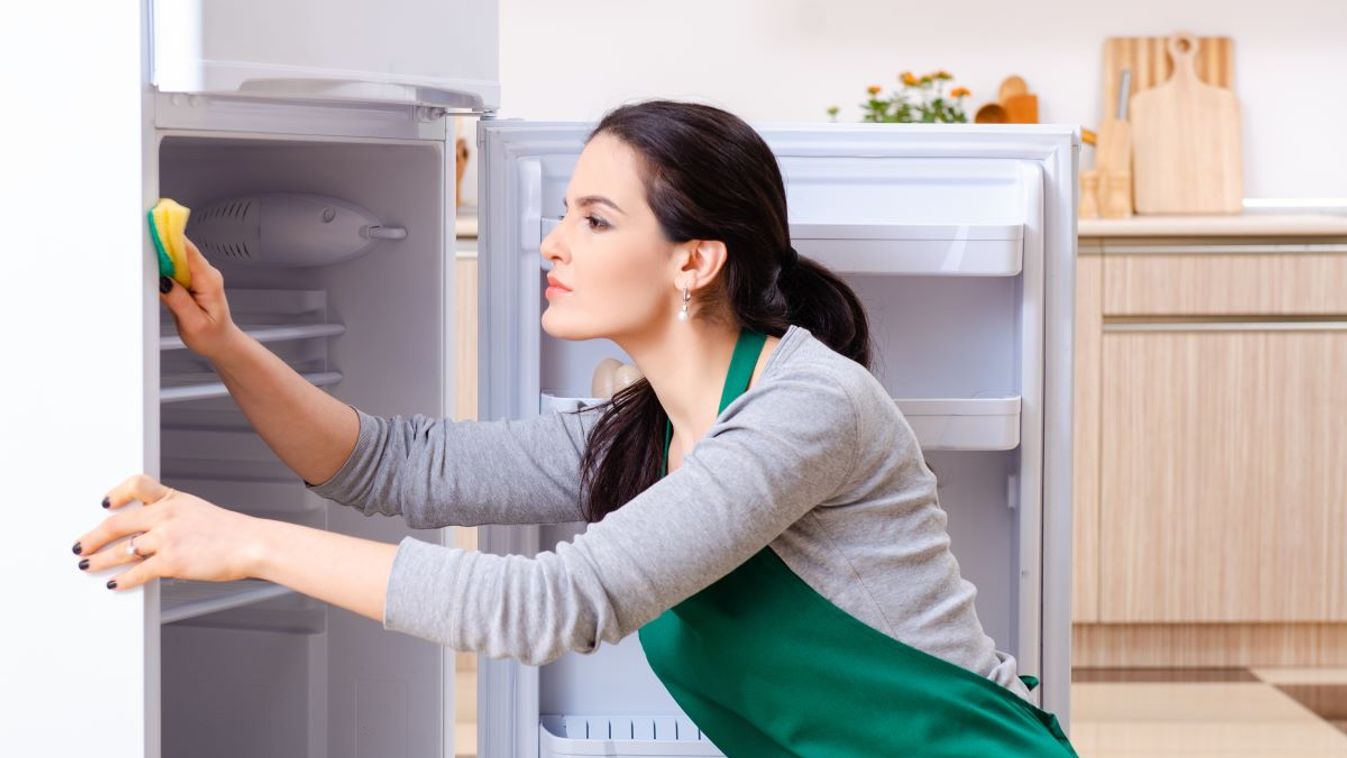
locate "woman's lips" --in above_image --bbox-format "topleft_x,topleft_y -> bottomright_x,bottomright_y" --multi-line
546,274 -> 571,297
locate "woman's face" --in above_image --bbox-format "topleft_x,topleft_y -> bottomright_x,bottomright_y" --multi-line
539,132 -> 678,343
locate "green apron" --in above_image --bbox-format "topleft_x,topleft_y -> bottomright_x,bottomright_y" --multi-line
639,327 -> 1080,757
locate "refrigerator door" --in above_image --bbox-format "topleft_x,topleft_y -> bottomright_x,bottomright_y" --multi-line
150,0 -> 499,111
2,3 -> 158,756
476,118 -> 1078,757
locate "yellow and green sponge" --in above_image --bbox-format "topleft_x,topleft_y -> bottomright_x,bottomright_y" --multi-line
147,197 -> 192,289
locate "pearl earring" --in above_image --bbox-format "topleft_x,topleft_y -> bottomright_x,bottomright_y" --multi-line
677,283 -> 690,322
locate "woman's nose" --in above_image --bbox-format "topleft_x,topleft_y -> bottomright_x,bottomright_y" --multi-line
540,226 -> 566,265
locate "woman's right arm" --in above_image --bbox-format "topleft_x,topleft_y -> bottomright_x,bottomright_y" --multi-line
207,326 -> 362,488
162,237 -> 594,527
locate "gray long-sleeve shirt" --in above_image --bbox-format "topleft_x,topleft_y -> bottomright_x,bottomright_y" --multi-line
304,323 -> 1033,702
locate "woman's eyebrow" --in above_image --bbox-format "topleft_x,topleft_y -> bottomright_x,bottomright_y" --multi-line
562,195 -> 626,215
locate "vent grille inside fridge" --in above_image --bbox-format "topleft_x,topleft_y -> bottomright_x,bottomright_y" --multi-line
193,198 -> 257,260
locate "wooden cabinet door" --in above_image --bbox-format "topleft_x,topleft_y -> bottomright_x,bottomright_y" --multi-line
1098,325 -> 1347,622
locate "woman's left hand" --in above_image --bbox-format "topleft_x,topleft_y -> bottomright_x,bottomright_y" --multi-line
74,474 -> 266,590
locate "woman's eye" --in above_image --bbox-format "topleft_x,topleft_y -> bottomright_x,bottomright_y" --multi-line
584,214 -> 609,230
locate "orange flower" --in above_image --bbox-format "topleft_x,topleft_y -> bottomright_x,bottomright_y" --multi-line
867,84 -> 883,96
950,86 -> 971,98
900,72 -> 919,86
934,70 -> 953,80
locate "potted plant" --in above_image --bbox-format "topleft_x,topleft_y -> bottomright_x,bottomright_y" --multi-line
828,70 -> 971,123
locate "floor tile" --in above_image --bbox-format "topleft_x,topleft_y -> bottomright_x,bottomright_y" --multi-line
1069,681 -> 1347,756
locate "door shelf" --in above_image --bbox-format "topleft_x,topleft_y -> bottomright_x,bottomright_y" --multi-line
538,222 -> 1023,277
161,578 -> 296,625
159,322 -> 346,351
791,222 -> 1022,276
161,370 -> 342,404
900,395 -> 1022,451
540,716 -> 723,758
540,393 -> 1021,452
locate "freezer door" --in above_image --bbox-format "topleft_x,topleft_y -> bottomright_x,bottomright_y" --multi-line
150,0 -> 499,111
1,3 -> 158,756
475,118 -> 1079,755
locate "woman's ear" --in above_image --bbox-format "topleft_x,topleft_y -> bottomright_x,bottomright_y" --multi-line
680,239 -> 728,290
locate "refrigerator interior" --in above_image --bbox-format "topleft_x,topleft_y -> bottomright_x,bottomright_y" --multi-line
153,133 -> 450,757
476,122 -> 1058,757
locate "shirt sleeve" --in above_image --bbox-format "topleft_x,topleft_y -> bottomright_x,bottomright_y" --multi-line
303,402 -> 607,527
378,367 -> 862,665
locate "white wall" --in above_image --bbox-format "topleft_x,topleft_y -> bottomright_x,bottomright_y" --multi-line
461,0 -> 1346,204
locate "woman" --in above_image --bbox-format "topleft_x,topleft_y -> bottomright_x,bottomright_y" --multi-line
73,100 -> 1078,756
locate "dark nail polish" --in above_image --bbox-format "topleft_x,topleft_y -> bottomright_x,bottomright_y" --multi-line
159,276 -> 172,294
106,580 -> 117,590
78,558 -> 90,571
102,496 -> 111,509
72,541 -> 82,555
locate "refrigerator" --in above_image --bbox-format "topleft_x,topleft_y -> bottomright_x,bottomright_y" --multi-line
2,2 -> 1078,757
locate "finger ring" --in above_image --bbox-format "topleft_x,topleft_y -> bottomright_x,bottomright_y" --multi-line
127,534 -> 142,558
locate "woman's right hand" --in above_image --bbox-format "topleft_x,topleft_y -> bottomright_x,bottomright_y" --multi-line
159,236 -> 240,360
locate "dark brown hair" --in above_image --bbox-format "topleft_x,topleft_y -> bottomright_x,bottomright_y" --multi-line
576,100 -> 872,522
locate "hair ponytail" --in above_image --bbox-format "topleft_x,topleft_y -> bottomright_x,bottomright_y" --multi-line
776,247 -> 872,370
575,100 -> 872,522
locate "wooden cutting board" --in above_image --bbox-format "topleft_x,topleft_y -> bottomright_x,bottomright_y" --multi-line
1102,35 -> 1234,122
1129,32 -> 1243,214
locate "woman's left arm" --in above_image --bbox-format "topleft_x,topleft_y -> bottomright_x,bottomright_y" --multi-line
74,475 -> 396,625
75,366 -> 865,648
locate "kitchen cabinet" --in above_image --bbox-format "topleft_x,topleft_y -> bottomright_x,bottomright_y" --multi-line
1074,214 -> 1347,635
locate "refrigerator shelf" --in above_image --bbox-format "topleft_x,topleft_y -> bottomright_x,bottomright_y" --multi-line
540,715 -> 723,758
160,578 -> 296,625
161,370 -> 343,404
539,393 -> 1021,451
161,426 -> 307,482
159,322 -> 346,351
537,221 -> 1022,277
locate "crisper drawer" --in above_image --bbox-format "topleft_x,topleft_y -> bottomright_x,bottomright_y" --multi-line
150,0 -> 499,109
1101,247 -> 1347,316
540,716 -> 724,758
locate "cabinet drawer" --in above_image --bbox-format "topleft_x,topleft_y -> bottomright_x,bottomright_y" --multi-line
1103,251 -> 1347,316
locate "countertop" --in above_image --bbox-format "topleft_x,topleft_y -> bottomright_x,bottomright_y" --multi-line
1078,213 -> 1347,238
